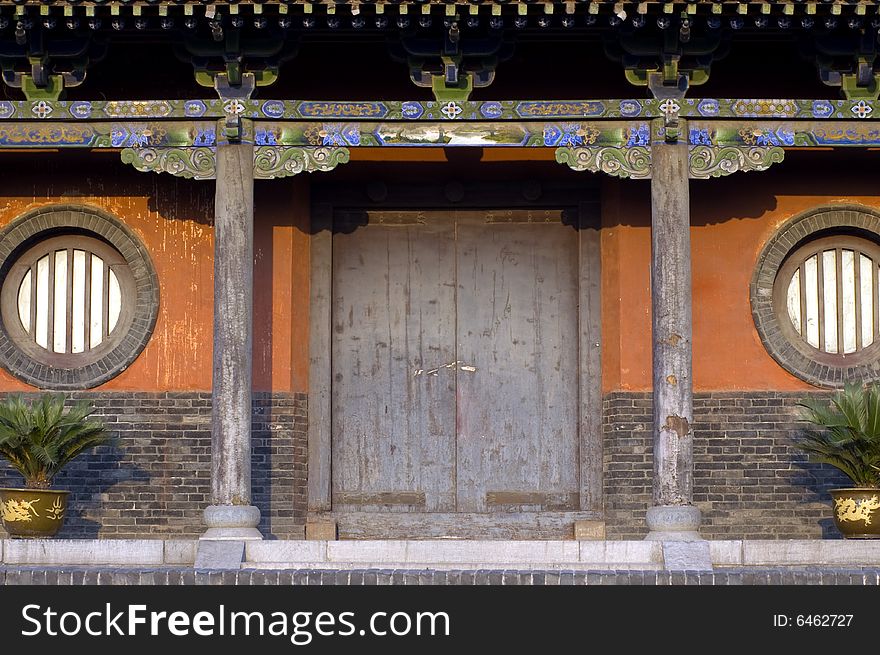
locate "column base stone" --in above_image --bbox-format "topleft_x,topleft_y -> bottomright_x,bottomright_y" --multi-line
644,505 -> 702,541
201,504 -> 263,541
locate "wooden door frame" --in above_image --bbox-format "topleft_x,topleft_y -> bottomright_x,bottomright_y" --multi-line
307,180 -> 603,537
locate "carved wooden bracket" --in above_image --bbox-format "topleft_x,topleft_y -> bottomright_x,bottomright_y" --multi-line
253,146 -> 351,179
688,145 -> 786,179
120,147 -> 216,180
555,146 -> 652,180
555,144 -> 785,180
119,146 -> 350,180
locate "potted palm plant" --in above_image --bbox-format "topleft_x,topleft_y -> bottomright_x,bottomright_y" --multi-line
797,381 -> 880,539
0,393 -> 112,538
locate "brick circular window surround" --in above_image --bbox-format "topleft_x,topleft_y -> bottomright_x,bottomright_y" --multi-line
751,205 -> 880,388
0,205 -> 159,389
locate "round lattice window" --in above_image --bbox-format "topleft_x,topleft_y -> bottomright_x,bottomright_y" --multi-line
752,206 -> 880,387
0,206 -> 158,389
775,236 -> 880,363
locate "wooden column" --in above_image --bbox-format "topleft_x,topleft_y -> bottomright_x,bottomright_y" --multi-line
202,140 -> 262,540
645,135 -> 701,540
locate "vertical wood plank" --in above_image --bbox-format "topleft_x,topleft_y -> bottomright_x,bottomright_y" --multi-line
308,203 -> 333,512
331,214 -> 457,512
817,251 -> 825,352
799,263 -> 807,338
578,202 -> 603,513
29,263 -> 37,343
47,249 -> 55,352
65,248 -> 74,354
455,213 -> 579,512
836,248 -> 844,355
83,252 -> 91,350
855,250 -> 862,351
874,263 -> 879,342
102,260 -> 110,340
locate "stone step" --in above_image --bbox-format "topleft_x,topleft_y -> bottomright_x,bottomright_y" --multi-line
2,539 -> 880,569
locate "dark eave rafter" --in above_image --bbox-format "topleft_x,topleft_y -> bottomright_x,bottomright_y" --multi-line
4,1 -> 880,14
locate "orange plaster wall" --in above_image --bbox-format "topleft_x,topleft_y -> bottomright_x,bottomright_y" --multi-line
0,153 -> 306,393
601,158 -> 880,393
289,178 -> 311,394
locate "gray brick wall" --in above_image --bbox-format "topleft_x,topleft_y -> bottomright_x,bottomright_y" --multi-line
604,391 -> 849,540
0,389 -> 849,541
0,392 -> 307,539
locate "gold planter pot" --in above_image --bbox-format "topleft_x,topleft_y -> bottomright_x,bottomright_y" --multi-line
0,488 -> 69,538
830,488 -> 880,539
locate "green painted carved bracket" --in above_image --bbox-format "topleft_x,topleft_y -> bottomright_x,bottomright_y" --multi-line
555,146 -> 652,180
688,145 -> 785,179
253,146 -> 350,179
555,144 -> 785,180
119,146 -> 350,180
120,147 -> 217,180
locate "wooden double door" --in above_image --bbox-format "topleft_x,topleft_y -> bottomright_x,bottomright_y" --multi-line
310,208 -> 602,539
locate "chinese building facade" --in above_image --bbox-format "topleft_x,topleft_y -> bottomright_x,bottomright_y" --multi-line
0,0 -> 877,541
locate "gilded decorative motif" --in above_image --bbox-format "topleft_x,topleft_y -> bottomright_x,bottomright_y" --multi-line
516,101 -> 607,118
731,99 -> 799,118
1,497 -> 40,522
111,125 -> 169,148
811,127 -> 880,146
737,127 -> 794,147
0,125 -> 96,146
688,145 -> 785,179
303,123 -> 361,147
555,146 -> 651,179
835,495 -> 880,525
298,102 -> 387,119
120,147 -> 216,180
253,146 -> 350,179
45,496 -> 64,521
103,101 -> 173,118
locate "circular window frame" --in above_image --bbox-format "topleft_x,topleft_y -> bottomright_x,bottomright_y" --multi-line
751,205 -> 880,388
0,205 -> 159,389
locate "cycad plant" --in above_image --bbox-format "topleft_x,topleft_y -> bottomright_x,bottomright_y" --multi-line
0,394 -> 112,489
797,382 -> 880,488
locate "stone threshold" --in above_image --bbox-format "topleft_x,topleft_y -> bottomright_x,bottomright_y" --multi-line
1,539 -> 880,570
2,568 -> 880,585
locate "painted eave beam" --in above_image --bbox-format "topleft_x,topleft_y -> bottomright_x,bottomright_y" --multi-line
2,98 -> 880,122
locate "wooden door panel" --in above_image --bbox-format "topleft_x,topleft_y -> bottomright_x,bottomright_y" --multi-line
455,219 -> 580,512
331,220 -> 457,512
